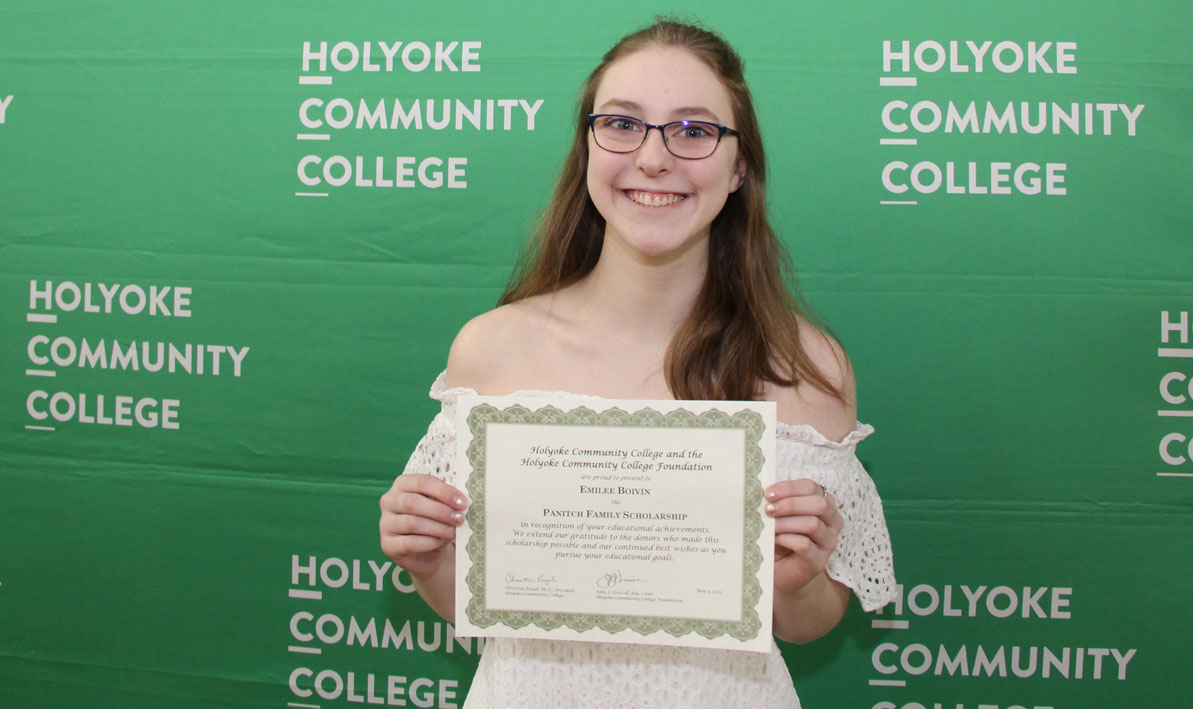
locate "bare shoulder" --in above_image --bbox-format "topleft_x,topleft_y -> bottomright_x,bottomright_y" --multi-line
767,320 -> 859,442
444,297 -> 553,394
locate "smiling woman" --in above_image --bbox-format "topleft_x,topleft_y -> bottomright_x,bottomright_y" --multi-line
380,17 -> 896,709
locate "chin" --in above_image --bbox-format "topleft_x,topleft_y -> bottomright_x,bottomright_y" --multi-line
621,232 -> 708,263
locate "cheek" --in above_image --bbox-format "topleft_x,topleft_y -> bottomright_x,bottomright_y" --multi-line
585,137 -> 605,184
728,161 -> 745,192
585,152 -> 621,202
585,157 -> 618,221
585,158 -> 598,192
716,161 -> 744,195
693,163 -> 736,195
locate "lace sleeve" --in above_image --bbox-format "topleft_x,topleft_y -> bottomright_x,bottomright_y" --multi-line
400,374 -> 461,486
775,424 -> 896,612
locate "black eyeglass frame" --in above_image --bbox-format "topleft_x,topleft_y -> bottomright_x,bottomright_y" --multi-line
586,113 -> 741,160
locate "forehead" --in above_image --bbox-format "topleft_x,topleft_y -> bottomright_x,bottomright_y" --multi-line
593,46 -> 734,124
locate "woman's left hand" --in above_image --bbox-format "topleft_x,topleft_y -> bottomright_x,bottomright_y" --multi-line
765,478 -> 843,594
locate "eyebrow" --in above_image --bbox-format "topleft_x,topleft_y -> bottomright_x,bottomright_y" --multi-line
597,99 -> 723,123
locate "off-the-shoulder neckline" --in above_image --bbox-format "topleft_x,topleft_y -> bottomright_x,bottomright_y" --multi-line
428,371 -> 872,448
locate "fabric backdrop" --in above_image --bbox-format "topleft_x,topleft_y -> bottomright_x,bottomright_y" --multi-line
2,1 -> 1190,707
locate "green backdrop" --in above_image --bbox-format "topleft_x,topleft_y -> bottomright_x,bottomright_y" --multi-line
2,1 -> 1190,707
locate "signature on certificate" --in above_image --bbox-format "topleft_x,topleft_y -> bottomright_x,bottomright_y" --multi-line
505,572 -> 558,585
596,570 -> 645,589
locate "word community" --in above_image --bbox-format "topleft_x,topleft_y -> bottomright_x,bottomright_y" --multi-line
873,643 -> 1136,681
300,97 -> 543,132
290,613 -> 481,655
28,337 -> 248,376
881,101 -> 1144,137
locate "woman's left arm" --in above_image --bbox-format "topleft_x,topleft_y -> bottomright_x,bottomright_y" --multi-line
767,325 -> 857,643
767,479 -> 852,643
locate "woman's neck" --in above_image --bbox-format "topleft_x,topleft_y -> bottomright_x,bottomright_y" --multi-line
566,233 -> 708,342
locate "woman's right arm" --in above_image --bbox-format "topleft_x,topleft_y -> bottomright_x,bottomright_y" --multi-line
379,473 -> 467,622
382,307 -> 520,620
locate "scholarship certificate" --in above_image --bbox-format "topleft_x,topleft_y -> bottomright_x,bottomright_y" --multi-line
453,395 -> 776,652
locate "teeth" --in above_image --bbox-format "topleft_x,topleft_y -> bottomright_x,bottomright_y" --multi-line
626,190 -> 685,207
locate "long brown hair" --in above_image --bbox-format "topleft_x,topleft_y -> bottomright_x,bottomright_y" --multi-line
500,18 -> 843,402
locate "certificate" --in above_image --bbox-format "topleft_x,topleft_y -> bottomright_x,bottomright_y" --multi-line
453,395 -> 776,652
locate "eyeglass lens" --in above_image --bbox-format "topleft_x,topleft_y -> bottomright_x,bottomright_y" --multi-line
591,116 -> 725,159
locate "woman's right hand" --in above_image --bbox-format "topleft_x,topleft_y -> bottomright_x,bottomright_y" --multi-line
379,474 -> 468,577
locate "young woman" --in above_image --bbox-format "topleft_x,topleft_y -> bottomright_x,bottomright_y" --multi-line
380,19 -> 895,707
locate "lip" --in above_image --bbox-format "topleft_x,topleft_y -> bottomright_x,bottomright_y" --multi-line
621,189 -> 689,208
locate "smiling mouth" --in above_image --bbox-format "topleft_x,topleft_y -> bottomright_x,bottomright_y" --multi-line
624,190 -> 687,208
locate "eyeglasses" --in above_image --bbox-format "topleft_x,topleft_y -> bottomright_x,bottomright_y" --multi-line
587,114 -> 740,160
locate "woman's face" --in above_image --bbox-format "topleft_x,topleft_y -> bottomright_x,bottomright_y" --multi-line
586,46 -> 744,265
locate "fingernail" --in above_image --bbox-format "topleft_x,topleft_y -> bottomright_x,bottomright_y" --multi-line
454,497 -> 465,507
452,511 -> 465,523
766,490 -> 777,500
765,503 -> 775,515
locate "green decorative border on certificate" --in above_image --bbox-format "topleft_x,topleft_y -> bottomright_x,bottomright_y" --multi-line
462,403 -> 767,642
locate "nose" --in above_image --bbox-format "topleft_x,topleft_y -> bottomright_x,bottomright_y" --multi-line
635,126 -> 672,175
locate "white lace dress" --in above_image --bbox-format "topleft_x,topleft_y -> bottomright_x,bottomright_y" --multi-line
402,373 -> 897,709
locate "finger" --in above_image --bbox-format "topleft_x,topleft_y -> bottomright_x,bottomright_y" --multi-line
390,488 -> 466,527
773,514 -> 830,542
398,474 -> 468,509
765,494 -> 832,519
381,475 -> 467,524
774,532 -> 817,557
381,510 -> 459,541
777,519 -> 840,553
381,530 -> 450,560
765,478 -> 825,501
